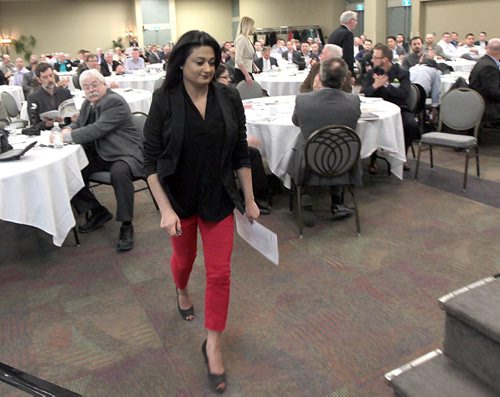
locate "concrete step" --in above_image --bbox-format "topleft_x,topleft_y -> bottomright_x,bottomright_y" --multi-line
385,350 -> 498,397
439,276 -> 500,391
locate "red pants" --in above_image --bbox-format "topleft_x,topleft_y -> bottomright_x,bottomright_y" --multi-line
170,213 -> 234,332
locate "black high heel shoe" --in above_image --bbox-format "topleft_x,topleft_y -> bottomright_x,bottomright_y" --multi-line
176,288 -> 194,321
201,340 -> 226,394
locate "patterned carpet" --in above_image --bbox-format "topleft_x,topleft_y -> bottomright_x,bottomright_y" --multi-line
2,141 -> 500,397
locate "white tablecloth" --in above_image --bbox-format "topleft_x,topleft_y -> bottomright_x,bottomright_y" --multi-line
438,58 -> 476,73
254,70 -> 309,96
243,95 -> 406,185
0,85 -> 25,110
146,63 -> 165,73
105,73 -> 164,92
0,136 -> 88,246
111,88 -> 152,114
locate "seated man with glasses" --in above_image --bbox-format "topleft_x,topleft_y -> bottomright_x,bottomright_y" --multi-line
54,69 -> 144,251
362,43 -> 420,171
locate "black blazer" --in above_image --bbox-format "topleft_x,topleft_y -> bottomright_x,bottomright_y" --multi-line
100,60 -> 122,77
328,25 -> 354,74
254,56 -> 278,72
469,55 -> 500,122
282,51 -> 306,70
143,83 -> 250,213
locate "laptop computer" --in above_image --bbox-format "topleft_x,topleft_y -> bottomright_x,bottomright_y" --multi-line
0,141 -> 37,161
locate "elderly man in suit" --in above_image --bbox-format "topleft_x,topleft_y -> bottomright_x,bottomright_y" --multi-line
290,57 -> 361,225
100,51 -> 125,77
254,46 -> 278,73
58,69 -> 144,251
327,10 -> 358,75
300,44 -> 352,93
469,38 -> 500,126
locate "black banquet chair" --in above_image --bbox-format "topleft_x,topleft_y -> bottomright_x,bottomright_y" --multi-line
87,111 -> 159,210
291,124 -> 362,237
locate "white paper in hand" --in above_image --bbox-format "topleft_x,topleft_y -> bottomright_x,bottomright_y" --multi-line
234,210 -> 279,265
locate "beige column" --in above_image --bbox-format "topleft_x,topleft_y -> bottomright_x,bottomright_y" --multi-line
364,0 -> 387,44
134,0 -> 144,47
410,0 -> 424,38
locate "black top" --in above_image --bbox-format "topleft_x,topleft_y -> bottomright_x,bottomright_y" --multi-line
164,85 -> 234,221
27,86 -> 73,130
328,25 -> 355,74
362,63 -> 411,110
143,82 -> 251,215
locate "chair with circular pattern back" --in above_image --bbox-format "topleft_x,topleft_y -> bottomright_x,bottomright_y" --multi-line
293,124 -> 361,237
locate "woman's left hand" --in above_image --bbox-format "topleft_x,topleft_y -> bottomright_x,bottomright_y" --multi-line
245,200 -> 260,223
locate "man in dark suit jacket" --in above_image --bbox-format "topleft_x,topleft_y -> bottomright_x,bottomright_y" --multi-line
254,47 -> 278,72
148,45 -> 162,64
469,38 -> 500,124
282,41 -> 306,70
328,10 -> 358,75
475,32 -> 488,48
290,57 -> 361,222
100,51 -> 125,77
59,69 -> 143,251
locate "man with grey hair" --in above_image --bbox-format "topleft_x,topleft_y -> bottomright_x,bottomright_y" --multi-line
300,44 -> 352,93
469,38 -> 500,125
291,57 -> 361,224
327,10 -> 358,74
57,69 -> 144,251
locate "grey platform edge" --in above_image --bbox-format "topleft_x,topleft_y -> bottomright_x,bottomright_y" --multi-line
384,349 -> 443,383
438,275 -> 497,309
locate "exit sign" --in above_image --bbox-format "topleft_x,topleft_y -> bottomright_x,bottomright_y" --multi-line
356,4 -> 364,11
402,0 -> 412,6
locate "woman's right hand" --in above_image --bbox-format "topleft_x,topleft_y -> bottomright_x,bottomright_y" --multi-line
160,209 -> 182,237
245,75 -> 253,87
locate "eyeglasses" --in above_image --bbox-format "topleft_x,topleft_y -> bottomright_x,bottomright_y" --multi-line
82,82 -> 103,91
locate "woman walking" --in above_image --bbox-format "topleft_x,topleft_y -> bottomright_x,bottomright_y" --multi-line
143,30 -> 259,393
233,16 -> 257,86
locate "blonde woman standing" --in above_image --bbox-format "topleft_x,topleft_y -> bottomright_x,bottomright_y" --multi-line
233,16 -> 256,86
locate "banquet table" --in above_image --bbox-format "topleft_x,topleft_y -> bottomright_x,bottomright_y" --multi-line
71,88 -> 153,114
0,134 -> 88,246
438,58 -> 476,73
243,95 -> 406,185
146,63 -> 165,73
105,72 -> 164,92
254,70 -> 309,96
0,85 -> 25,111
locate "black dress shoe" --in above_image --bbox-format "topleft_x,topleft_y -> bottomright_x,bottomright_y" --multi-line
117,224 -> 134,251
78,208 -> 112,233
331,204 -> 354,220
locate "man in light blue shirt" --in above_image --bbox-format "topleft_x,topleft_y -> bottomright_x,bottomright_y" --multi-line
11,58 -> 29,86
124,48 -> 145,73
409,55 -> 442,120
